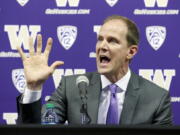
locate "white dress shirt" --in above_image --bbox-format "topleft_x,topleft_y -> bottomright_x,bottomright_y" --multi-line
97,69 -> 131,124
22,88 -> 41,104
22,69 -> 131,124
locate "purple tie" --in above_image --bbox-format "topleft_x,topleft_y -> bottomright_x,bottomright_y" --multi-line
106,84 -> 119,124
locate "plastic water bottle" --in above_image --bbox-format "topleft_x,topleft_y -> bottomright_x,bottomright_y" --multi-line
41,103 -> 59,124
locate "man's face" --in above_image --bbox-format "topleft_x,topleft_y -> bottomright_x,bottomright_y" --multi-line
96,19 -> 131,77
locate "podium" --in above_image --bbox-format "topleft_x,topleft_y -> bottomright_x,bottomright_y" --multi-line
0,125 -> 180,135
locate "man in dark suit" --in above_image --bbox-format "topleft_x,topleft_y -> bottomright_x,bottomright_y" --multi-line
17,15 -> 173,125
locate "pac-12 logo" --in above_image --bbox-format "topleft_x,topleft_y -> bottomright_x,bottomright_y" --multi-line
12,69 -> 26,93
57,25 -> 77,50
146,26 -> 166,51
16,0 -> 29,7
105,0 -> 119,7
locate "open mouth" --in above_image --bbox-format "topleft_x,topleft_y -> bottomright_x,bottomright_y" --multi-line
100,55 -> 111,64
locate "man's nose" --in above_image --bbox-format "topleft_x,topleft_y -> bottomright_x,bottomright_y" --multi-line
99,40 -> 108,51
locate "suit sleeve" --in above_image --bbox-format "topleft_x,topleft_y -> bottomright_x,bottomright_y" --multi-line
41,76 -> 67,124
16,95 -> 41,124
17,76 -> 67,124
153,91 -> 173,125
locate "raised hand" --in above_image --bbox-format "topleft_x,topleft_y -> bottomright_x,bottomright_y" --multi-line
17,34 -> 64,90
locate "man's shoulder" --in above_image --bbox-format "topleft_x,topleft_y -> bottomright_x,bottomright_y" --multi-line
131,71 -> 168,95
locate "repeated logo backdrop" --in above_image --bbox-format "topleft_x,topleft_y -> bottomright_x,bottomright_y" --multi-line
0,0 -> 179,124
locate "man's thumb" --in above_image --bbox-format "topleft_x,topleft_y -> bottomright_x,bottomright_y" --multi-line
50,61 -> 64,71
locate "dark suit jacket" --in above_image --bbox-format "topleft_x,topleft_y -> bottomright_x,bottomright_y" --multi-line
17,72 -> 173,125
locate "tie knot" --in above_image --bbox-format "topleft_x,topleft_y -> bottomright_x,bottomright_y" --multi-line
109,84 -> 117,94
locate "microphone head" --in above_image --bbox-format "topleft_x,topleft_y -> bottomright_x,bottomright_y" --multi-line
76,75 -> 89,87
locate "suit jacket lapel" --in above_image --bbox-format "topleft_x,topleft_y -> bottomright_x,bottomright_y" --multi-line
120,72 -> 140,124
86,72 -> 101,124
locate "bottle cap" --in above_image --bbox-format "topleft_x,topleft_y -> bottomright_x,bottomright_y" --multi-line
46,103 -> 55,108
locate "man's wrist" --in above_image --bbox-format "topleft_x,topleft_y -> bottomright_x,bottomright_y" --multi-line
27,83 -> 42,90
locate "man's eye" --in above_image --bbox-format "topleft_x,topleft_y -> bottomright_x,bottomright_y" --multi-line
109,38 -> 118,44
97,37 -> 103,41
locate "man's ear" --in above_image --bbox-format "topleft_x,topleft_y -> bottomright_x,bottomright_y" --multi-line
127,45 -> 138,60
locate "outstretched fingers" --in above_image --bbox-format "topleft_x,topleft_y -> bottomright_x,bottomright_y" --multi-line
50,61 -> 64,73
44,37 -> 53,58
29,37 -> 35,56
36,34 -> 42,55
17,46 -> 26,61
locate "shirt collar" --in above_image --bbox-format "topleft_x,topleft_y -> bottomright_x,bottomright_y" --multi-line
100,68 -> 131,92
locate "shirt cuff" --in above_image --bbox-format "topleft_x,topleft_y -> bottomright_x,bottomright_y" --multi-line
22,87 -> 42,104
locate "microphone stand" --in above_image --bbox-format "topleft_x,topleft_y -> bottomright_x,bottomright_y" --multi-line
80,95 -> 91,124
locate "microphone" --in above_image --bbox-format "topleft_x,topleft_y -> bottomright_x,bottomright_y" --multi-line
76,75 -> 91,124
76,75 -> 89,99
